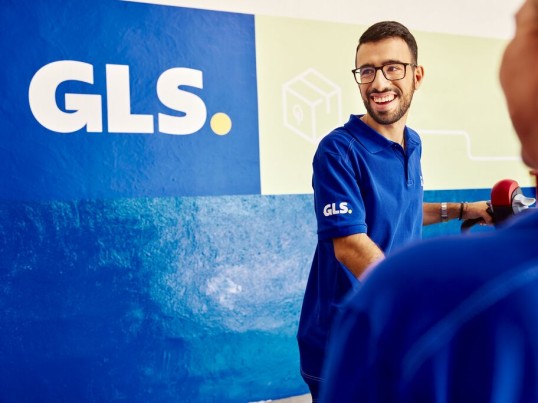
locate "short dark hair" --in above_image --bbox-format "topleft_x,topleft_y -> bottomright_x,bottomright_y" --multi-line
357,21 -> 418,64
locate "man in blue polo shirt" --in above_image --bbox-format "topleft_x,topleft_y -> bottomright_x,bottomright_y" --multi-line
297,21 -> 492,400
319,2 -> 538,401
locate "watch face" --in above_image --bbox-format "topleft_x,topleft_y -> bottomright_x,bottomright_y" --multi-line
441,202 -> 448,221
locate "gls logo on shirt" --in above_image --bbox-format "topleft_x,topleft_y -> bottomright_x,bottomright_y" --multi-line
323,202 -> 352,217
28,60 -> 232,136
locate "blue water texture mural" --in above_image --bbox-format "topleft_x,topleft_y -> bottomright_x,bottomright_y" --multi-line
0,195 -> 315,402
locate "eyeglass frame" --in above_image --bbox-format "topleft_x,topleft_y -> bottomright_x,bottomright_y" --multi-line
351,62 -> 417,85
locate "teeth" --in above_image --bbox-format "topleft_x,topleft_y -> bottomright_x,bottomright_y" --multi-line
373,94 -> 395,103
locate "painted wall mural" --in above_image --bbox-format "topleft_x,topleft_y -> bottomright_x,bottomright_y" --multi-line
1,0 -> 534,402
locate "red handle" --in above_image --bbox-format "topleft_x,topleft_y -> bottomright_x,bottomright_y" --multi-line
491,179 -> 520,207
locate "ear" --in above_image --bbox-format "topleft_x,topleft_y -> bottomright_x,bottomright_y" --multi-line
413,65 -> 425,90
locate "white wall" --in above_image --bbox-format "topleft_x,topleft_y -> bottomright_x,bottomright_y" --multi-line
124,0 -> 524,39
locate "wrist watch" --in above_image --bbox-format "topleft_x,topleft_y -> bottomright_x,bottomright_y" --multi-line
441,202 -> 448,223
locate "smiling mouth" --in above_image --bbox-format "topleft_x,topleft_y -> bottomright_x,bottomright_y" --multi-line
371,93 -> 396,104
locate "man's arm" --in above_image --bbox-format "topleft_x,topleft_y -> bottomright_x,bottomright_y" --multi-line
333,233 -> 385,278
423,201 -> 492,225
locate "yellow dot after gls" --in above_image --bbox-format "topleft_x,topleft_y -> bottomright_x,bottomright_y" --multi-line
210,112 -> 232,136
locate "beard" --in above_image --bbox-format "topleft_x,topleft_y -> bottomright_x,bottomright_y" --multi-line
361,85 -> 415,125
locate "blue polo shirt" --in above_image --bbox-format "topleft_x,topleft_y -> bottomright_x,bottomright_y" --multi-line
321,209 -> 538,403
297,114 -> 423,386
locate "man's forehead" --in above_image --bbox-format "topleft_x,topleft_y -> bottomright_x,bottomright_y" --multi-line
356,37 -> 412,64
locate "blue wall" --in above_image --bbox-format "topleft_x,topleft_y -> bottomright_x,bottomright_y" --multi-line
0,195 -> 316,402
1,0 -> 259,200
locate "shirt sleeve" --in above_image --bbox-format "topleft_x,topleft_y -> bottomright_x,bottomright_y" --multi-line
313,138 -> 367,240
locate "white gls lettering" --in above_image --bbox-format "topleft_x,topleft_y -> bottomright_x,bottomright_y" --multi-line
323,202 -> 351,217
28,60 -> 207,135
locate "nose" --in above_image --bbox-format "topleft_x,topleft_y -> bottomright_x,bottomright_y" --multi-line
370,68 -> 390,88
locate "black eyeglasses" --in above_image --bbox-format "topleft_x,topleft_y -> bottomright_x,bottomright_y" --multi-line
351,63 -> 416,84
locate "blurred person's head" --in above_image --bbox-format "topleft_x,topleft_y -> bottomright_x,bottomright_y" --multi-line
500,0 -> 538,169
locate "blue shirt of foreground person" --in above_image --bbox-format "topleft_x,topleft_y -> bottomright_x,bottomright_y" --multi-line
320,1 -> 538,401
